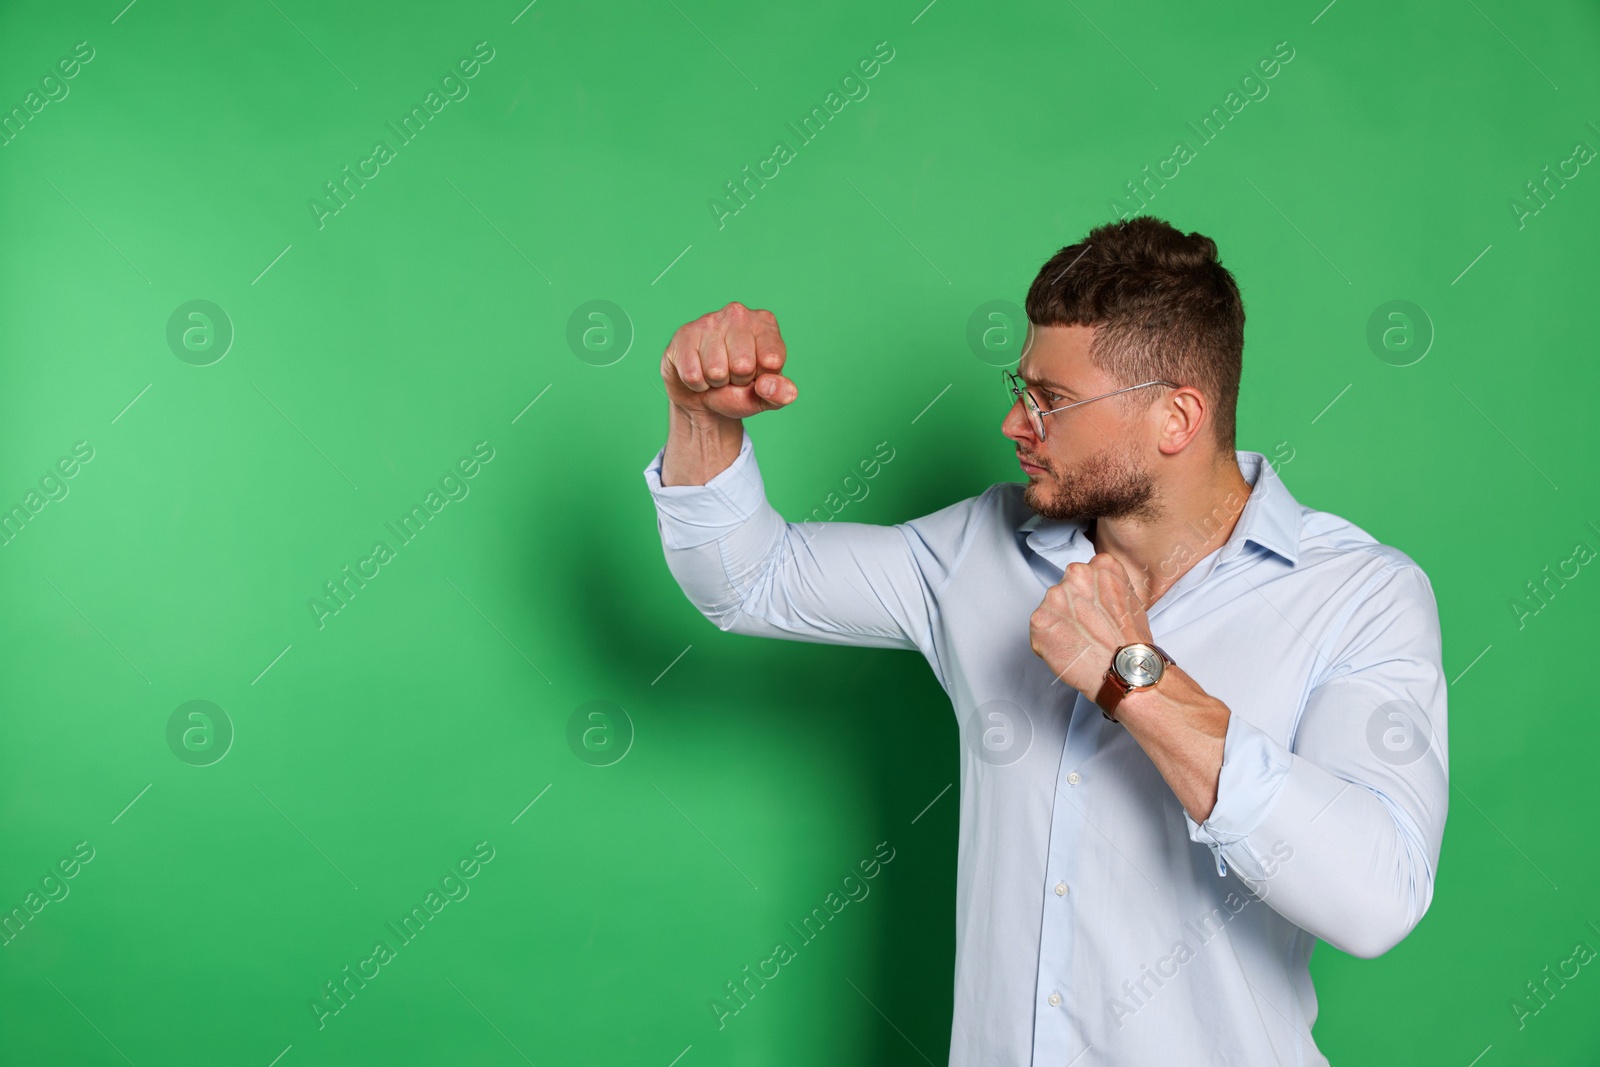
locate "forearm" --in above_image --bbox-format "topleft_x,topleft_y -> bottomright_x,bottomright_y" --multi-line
661,403 -> 745,487
1117,666 -> 1228,823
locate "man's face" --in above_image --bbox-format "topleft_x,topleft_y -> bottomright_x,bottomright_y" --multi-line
1002,323 -> 1160,523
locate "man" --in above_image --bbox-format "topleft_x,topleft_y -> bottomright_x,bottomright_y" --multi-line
640,216 -> 1447,1065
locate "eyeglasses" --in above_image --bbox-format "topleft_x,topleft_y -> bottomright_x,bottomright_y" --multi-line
1002,369 -> 1177,441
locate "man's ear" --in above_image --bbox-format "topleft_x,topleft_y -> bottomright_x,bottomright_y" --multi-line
1156,386 -> 1209,455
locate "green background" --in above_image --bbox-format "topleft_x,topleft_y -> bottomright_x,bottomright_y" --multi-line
2,0 -> 1597,1063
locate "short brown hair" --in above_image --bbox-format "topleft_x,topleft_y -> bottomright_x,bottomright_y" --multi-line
1024,216 -> 1245,452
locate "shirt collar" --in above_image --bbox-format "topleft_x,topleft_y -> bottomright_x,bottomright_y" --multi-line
1016,451 -> 1302,567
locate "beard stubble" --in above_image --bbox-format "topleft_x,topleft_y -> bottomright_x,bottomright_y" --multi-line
1022,441 -> 1162,524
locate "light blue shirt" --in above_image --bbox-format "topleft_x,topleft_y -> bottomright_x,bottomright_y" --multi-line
642,429 -> 1448,1067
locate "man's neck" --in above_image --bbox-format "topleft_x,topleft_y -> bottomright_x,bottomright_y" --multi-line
1086,454 -> 1254,609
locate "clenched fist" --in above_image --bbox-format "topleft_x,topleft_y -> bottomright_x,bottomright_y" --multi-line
1029,553 -> 1155,699
661,301 -> 799,421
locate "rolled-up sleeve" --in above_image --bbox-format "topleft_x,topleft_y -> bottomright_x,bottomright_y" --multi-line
1182,559 -> 1448,960
642,431 -> 989,682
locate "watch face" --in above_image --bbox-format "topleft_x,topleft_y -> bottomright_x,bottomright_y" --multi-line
1113,644 -> 1164,689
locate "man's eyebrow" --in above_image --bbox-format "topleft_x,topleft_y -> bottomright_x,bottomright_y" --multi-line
1016,370 -> 1077,396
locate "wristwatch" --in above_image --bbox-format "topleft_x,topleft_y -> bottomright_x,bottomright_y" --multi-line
1095,642 -> 1175,724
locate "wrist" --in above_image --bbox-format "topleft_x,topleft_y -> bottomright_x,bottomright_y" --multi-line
668,397 -> 740,435
1111,673 -> 1171,725
1116,666 -> 1226,739
662,403 -> 744,487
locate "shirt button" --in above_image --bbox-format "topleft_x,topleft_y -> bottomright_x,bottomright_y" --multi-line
1055,882 -> 1068,896
1066,772 -> 1080,785
1048,993 -> 1062,1007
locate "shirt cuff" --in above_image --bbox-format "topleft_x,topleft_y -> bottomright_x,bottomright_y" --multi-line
1184,711 -> 1294,875
641,429 -> 766,550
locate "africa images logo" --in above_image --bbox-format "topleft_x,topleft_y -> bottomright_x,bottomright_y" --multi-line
307,42 -> 497,230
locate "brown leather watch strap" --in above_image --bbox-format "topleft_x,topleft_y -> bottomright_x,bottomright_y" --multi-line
1096,672 -> 1129,724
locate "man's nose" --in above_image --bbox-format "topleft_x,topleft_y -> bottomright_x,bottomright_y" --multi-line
1002,398 -> 1035,443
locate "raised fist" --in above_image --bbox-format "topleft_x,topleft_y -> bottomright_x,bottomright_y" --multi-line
661,301 -> 798,421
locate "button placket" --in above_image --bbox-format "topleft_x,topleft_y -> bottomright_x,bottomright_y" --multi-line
1030,703 -> 1091,1062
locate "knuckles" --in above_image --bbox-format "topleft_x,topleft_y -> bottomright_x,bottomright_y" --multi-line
714,302 -> 779,332
1029,602 -> 1068,638
683,302 -> 781,344
669,305 -> 784,391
